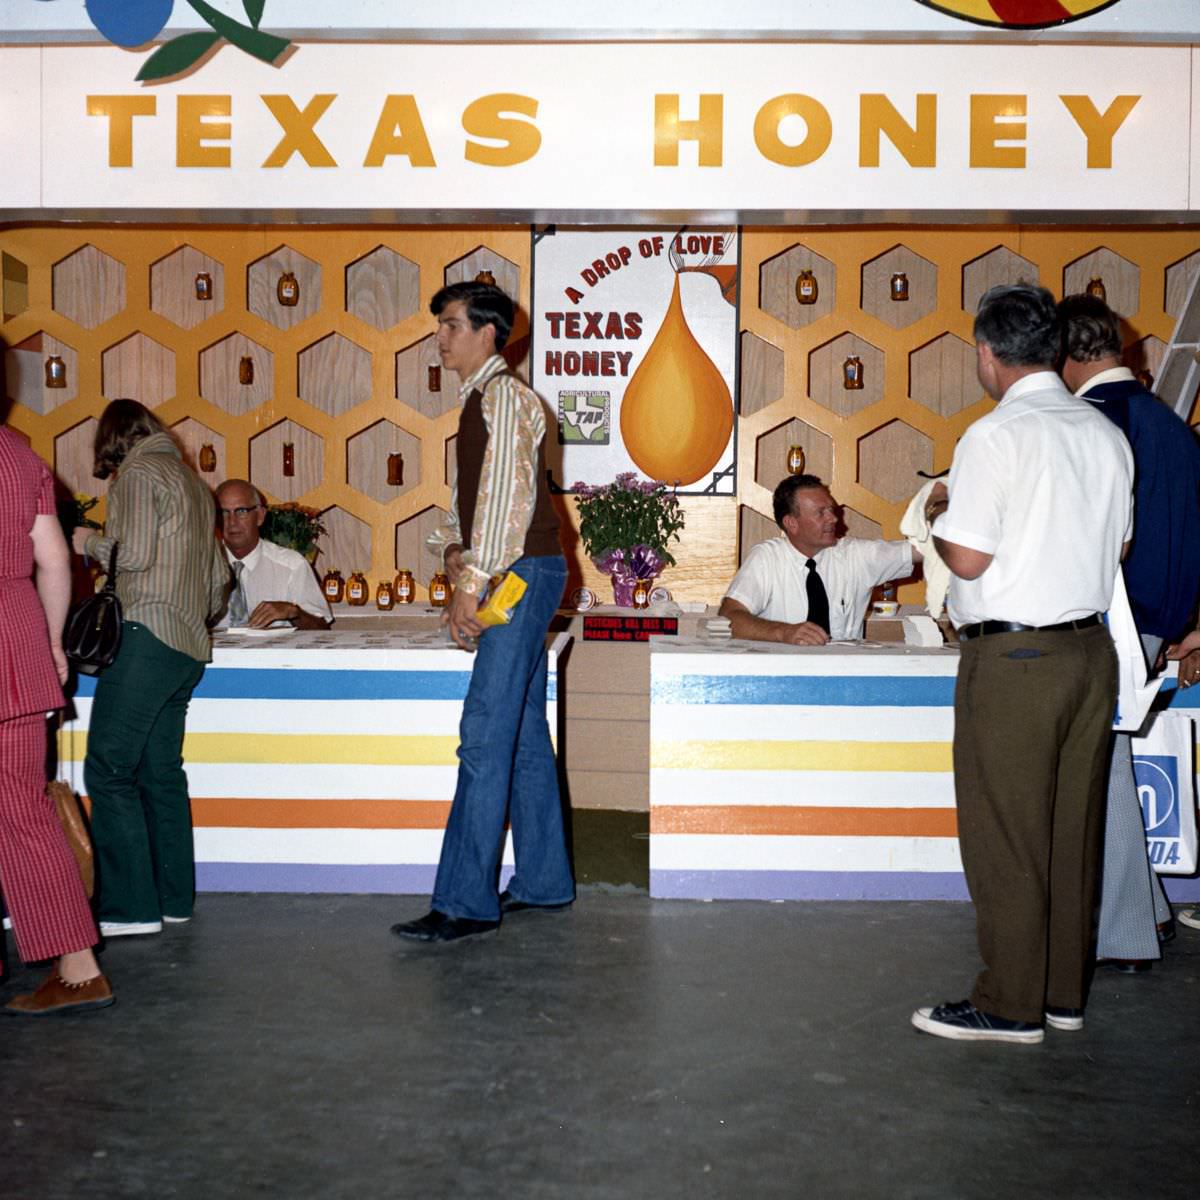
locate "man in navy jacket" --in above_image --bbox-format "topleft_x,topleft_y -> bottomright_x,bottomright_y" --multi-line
1060,293 -> 1200,970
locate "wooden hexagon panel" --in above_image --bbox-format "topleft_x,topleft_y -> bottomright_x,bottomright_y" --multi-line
962,246 -> 1038,315
249,419 -> 324,503
759,244 -> 836,330
396,332 -> 457,419
151,245 -> 225,330
1063,247 -> 1140,318
5,332 -> 78,415
909,333 -> 980,419
102,332 -> 176,407
298,332 -> 373,418
52,245 -> 125,329
248,245 -> 322,331
444,245 -> 520,302
346,246 -> 420,331
200,332 -> 275,416
346,419 -> 422,506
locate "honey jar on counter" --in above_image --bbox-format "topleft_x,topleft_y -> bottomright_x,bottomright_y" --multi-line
393,569 -> 414,604
346,571 -> 369,606
322,569 -> 344,603
429,572 -> 451,607
376,581 -> 395,610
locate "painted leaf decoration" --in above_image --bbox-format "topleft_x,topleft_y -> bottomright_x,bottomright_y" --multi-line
135,30 -> 221,81
243,0 -> 266,29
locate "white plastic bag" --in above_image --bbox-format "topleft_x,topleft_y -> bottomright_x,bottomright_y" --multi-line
1132,711 -> 1198,874
1107,571 -> 1160,733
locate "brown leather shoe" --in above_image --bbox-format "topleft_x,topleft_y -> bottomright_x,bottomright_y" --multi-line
2,972 -> 114,1017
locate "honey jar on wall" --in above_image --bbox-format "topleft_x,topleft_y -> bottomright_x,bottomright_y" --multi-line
346,572 -> 369,606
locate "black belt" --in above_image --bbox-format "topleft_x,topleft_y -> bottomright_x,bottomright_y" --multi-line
956,614 -> 1103,642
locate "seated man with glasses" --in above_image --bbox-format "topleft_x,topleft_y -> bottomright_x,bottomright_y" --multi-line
214,479 -> 331,630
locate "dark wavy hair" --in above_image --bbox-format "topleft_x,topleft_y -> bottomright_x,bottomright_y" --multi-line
973,283 -> 1062,368
773,473 -> 827,528
93,398 -> 167,480
1058,293 -> 1123,363
429,281 -> 514,350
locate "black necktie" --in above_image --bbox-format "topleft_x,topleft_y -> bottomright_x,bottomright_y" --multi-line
805,558 -> 830,634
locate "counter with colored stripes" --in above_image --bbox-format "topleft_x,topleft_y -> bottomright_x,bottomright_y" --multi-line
60,631 -> 568,894
648,639 -> 1200,902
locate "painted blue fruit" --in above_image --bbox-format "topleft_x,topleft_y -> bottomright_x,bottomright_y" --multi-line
85,0 -> 174,49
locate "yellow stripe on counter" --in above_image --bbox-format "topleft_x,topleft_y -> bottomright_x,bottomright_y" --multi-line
651,739 -> 953,773
59,732 -> 462,767
183,732 -> 461,765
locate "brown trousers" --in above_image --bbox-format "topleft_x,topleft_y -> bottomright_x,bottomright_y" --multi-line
953,623 -> 1115,1023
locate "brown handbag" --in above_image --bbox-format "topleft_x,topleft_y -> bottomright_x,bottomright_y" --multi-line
47,778 -> 94,899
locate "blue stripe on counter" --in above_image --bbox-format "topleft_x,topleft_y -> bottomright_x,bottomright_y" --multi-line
73,667 -> 557,703
651,674 -> 957,707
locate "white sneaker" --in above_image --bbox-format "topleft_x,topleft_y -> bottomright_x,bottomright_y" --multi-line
162,915 -> 192,924
99,920 -> 163,937
1178,908 -> 1200,931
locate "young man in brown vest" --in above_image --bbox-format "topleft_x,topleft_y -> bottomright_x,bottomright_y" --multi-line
391,282 -> 573,943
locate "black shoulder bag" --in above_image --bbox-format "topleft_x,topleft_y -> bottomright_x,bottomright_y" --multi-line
63,542 -> 123,676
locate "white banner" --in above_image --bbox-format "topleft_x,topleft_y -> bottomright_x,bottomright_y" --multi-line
0,42 -> 1192,213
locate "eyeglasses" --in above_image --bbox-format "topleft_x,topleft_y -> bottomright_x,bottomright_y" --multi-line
218,506 -> 261,519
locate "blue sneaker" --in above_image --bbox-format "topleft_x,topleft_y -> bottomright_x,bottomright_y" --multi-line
912,999 -> 1043,1044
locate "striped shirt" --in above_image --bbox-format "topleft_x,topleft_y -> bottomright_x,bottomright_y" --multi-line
83,432 -> 230,662
427,355 -> 548,597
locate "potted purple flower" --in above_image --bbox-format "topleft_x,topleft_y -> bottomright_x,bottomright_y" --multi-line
572,472 -> 685,606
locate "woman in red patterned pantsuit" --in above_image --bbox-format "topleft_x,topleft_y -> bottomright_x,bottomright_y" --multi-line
0,424 -> 113,1016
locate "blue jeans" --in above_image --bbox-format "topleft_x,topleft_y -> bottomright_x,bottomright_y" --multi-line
431,554 -> 573,921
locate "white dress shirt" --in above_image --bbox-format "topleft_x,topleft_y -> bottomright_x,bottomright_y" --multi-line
218,538 -> 332,627
724,535 -> 913,641
932,371 -> 1134,628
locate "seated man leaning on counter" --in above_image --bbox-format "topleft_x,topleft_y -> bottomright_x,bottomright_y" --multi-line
215,478 -> 332,630
719,474 -> 920,645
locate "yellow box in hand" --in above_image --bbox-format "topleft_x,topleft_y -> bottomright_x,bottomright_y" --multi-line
476,571 -> 527,627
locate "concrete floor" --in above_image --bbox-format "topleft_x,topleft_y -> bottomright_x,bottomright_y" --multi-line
1,892 -> 1197,1200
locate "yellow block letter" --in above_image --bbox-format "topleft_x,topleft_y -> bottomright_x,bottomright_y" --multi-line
654,95 -> 723,167
87,96 -> 156,168
177,95 -> 231,168
463,94 -> 541,166
261,94 -> 338,168
970,95 -> 1026,168
860,94 -> 937,168
363,95 -> 436,168
754,95 -> 833,167
1059,95 -> 1140,168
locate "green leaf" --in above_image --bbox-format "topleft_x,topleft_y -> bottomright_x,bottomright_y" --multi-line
186,0 -> 290,64
135,31 -> 222,82
243,0 -> 266,29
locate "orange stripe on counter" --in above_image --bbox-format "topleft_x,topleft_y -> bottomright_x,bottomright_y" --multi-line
79,796 -> 454,829
651,805 -> 960,837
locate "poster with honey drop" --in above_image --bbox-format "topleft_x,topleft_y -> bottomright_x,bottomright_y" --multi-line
532,227 -> 738,495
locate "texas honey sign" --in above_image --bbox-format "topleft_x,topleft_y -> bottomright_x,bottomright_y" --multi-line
533,229 -> 738,494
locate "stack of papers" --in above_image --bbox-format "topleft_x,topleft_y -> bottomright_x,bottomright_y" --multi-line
703,616 -> 732,639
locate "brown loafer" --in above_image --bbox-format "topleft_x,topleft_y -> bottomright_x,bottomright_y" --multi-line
2,972 -> 114,1017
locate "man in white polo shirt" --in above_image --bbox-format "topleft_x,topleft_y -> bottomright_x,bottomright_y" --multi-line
912,284 -> 1133,1046
215,479 -> 332,630
719,473 -> 916,644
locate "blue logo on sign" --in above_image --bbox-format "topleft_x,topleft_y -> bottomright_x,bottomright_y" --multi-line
1134,754 -> 1179,836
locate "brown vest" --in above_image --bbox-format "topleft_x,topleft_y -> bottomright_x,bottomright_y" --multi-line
456,370 -> 561,562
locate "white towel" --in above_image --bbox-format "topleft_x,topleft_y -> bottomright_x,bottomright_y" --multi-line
899,479 -> 951,620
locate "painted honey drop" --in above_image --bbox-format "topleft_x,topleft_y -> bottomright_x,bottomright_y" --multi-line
619,274 -> 733,486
